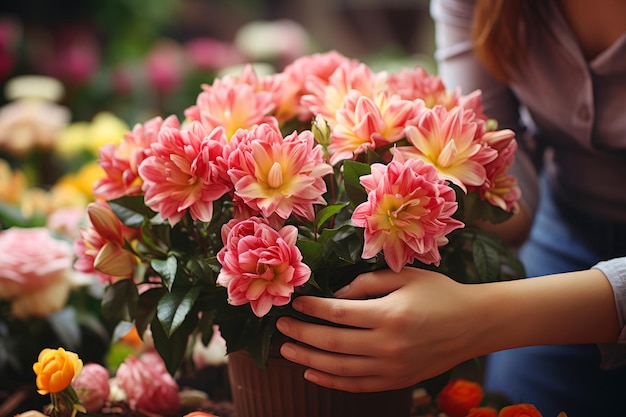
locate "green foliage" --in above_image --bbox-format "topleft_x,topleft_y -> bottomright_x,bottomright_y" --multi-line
101,168 -> 389,372
0,201 -> 47,229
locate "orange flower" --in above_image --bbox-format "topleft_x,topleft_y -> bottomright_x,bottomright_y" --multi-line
183,413 -> 218,417
32,348 -> 83,395
120,326 -> 143,349
436,379 -> 484,417
498,403 -> 543,417
468,406 -> 498,417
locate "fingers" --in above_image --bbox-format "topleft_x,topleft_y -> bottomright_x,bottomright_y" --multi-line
279,341 -> 377,377
279,342 -> 411,393
277,316 -> 378,355
291,295 -> 384,329
333,268 -> 411,299
301,370 -> 409,393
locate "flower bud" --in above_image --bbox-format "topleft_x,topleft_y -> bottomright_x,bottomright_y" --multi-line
311,114 -> 331,147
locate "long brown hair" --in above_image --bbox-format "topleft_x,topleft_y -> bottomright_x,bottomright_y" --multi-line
472,0 -> 552,81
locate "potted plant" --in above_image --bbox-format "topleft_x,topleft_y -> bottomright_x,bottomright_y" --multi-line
74,50 -> 524,417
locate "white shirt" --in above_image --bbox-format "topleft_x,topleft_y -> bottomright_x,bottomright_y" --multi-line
430,0 -> 626,348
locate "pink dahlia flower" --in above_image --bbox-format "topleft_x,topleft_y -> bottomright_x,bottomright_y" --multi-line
227,122 -> 332,222
94,115 -> 179,200
184,70 -> 275,139
352,157 -> 464,272
138,122 -> 231,226
328,91 -> 417,165
216,217 -> 311,317
277,50 -> 359,121
114,351 -> 181,416
473,129 -> 521,211
387,66 -> 460,109
397,105 -> 498,191
301,61 -> 382,122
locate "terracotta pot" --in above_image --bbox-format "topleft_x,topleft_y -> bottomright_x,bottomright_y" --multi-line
228,348 -> 413,417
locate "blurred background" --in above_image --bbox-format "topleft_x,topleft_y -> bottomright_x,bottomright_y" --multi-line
0,0 -> 436,396
0,0 -> 435,186
0,0 -> 435,124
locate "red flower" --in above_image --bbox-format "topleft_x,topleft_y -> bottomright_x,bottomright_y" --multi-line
498,403 -> 543,417
437,379 -> 484,417
468,407 -> 498,417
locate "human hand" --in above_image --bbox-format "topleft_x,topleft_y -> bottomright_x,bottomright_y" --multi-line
276,267 -> 483,392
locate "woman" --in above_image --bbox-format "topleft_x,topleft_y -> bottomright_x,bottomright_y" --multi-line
276,1 -> 626,416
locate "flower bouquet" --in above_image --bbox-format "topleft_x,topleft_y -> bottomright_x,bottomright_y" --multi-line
74,50 -> 524,373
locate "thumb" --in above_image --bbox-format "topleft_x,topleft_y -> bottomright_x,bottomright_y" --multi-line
334,268 -> 408,299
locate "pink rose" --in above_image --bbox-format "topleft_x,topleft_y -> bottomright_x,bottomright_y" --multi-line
216,217 -> 311,317
0,227 -> 74,318
114,350 -> 181,416
72,363 -> 111,413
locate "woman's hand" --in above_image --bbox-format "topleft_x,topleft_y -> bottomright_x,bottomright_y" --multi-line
276,267 -> 484,393
277,266 -> 620,393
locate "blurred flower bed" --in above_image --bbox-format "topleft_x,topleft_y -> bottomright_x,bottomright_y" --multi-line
0,2 -> 443,416
0,2 -> 325,413
0,0 -> 235,398
0,0 -> 319,127
20,345 -> 566,417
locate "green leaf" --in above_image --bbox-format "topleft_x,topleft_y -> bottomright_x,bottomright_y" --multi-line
315,203 -> 349,230
246,315 -> 279,368
157,286 -> 201,337
138,221 -> 171,255
326,229 -> 364,264
101,279 -> 139,321
108,195 -> 156,228
296,239 -> 325,270
197,310 -> 217,346
151,256 -> 178,291
472,239 -> 500,282
186,255 -> 217,284
136,287 -> 166,336
342,160 -> 370,206
462,191 -> 514,225
151,313 -> 198,375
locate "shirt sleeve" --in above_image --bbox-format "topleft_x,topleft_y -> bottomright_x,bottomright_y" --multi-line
593,257 -> 626,342
429,0 -> 539,216
593,257 -> 626,369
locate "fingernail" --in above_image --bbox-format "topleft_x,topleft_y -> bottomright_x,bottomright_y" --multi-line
281,344 -> 296,360
276,318 -> 290,334
292,298 -> 303,312
304,370 -> 319,384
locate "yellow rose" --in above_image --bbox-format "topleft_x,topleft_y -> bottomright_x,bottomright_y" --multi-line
59,161 -> 104,199
33,348 -> 83,394
87,112 -> 129,155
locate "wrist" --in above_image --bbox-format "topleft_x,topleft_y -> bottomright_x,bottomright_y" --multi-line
467,270 -> 620,357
